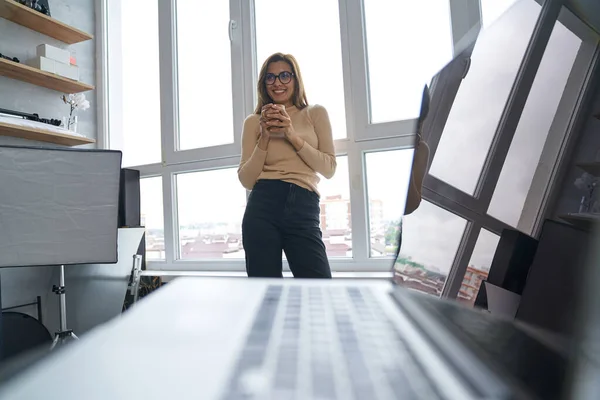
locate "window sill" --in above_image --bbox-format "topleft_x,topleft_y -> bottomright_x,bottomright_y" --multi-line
141,269 -> 393,281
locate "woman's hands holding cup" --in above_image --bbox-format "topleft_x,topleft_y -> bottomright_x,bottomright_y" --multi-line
257,104 -> 275,150
259,104 -> 304,151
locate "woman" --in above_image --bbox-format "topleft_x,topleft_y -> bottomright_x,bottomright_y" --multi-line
238,53 -> 336,278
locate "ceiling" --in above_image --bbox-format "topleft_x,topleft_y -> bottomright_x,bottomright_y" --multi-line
566,0 -> 600,34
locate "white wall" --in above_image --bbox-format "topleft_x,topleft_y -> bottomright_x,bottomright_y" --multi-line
0,0 -> 96,331
0,0 -> 96,144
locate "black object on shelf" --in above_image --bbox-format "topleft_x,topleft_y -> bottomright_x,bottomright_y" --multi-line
0,107 -> 61,127
16,0 -> 51,17
0,53 -> 20,63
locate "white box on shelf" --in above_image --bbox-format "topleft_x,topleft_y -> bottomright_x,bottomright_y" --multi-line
55,61 -> 79,81
36,44 -> 70,65
27,56 -> 56,74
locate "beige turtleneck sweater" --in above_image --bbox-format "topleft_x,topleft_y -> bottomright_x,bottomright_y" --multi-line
237,104 -> 336,195
237,104 -> 430,213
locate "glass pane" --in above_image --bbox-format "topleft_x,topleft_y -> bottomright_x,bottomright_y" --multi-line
488,22 -> 581,227
457,229 -> 500,306
318,157 -> 352,258
429,0 -> 540,195
177,1 -> 233,150
255,0 -> 347,139
177,169 -> 246,259
365,150 -> 414,257
481,0 -> 519,27
115,0 -> 161,167
393,202 -> 468,296
364,0 -> 453,123
140,177 -> 165,260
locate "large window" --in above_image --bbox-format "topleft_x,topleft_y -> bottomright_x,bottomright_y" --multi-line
457,229 -> 500,305
176,168 -> 246,260
176,0 -> 234,150
104,0 -> 597,298
255,0 -> 347,139
140,177 -> 165,260
319,156 -> 352,258
393,202 -> 468,296
363,0 -> 453,123
365,149 -> 414,257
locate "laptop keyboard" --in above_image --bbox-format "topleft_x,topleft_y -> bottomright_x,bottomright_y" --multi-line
221,285 -> 442,400
412,293 -> 569,400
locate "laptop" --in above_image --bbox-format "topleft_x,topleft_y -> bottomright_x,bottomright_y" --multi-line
0,4 -> 597,400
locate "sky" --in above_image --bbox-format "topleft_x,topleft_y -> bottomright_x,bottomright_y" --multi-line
114,0 -> 582,273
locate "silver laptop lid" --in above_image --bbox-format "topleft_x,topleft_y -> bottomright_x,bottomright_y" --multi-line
385,3 -> 600,397
390,21 -> 482,279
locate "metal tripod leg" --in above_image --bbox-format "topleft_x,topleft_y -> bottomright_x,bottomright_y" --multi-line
50,330 -> 79,350
50,265 -> 79,351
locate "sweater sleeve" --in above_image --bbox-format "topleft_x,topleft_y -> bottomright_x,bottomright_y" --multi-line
296,105 -> 337,179
237,115 -> 267,190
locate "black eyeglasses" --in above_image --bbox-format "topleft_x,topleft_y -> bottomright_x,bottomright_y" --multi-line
265,71 -> 294,85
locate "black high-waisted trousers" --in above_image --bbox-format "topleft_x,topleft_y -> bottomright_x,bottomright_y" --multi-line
242,180 -> 331,278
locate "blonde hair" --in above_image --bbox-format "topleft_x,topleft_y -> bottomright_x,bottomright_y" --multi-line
254,53 -> 308,114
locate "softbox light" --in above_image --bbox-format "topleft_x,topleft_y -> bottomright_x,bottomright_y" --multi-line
0,145 -> 122,268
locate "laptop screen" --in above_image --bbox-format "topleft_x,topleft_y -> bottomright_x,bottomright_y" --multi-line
390,21 -> 482,286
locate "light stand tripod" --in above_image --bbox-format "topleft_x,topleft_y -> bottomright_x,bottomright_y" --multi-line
50,265 -> 78,350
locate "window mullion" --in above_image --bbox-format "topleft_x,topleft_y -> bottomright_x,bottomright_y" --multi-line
347,142 -> 369,263
96,0 -> 110,150
162,171 -> 177,264
243,0 -> 258,118
442,221 -> 481,299
158,0 -> 178,165
423,174 -> 484,214
230,0 -> 251,148
421,186 -> 513,236
342,0 -> 370,141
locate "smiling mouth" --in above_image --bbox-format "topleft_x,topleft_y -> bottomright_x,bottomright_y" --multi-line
272,89 -> 286,95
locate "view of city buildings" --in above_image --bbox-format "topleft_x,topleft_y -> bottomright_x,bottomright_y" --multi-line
458,266 -> 490,305
141,155 -> 494,306
393,258 -> 490,302
142,194 -> 391,260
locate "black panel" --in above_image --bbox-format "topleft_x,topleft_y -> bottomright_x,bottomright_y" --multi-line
486,228 -> 539,295
118,169 -> 141,228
